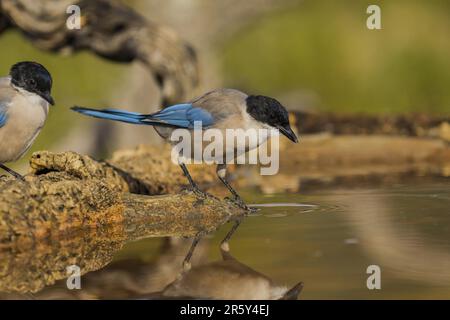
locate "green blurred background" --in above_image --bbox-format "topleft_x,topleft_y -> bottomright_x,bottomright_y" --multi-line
221,0 -> 450,114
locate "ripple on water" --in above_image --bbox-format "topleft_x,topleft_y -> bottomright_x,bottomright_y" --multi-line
249,202 -> 344,217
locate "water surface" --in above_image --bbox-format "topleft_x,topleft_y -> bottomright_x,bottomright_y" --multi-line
1,178 -> 449,299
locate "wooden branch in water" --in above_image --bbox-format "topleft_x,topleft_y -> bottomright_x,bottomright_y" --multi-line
0,193 -> 240,294
0,0 -> 198,105
295,112 -> 450,141
122,192 -> 238,240
0,148 -> 245,249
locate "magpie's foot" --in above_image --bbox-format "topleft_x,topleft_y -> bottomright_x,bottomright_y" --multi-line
192,187 -> 209,198
10,172 -> 25,181
0,171 -> 24,181
181,231 -> 206,273
226,196 -> 255,212
184,184 -> 208,198
15,174 -> 26,182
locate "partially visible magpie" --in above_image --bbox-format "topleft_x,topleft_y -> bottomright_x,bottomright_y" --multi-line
0,61 -> 55,179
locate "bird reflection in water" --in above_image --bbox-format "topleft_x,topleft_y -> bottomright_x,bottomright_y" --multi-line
136,218 -> 303,300
139,245 -> 303,300
0,216 -> 303,300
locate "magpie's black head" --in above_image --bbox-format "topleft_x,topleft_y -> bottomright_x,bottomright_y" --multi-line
10,61 -> 55,105
246,95 -> 298,143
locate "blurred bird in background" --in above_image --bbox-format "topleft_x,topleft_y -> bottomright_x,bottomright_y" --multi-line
72,88 -> 298,209
0,61 -> 54,179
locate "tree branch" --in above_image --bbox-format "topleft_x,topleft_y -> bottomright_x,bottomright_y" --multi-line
0,147 -> 245,250
0,0 -> 198,105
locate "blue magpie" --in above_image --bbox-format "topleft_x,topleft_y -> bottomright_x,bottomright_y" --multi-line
71,88 -> 298,208
0,61 -> 54,179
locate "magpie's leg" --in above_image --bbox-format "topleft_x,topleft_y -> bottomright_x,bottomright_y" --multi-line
182,233 -> 203,272
216,164 -> 249,209
0,163 -> 24,180
220,218 -> 242,252
179,163 -> 205,196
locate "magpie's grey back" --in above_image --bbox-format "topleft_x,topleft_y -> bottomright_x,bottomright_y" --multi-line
190,88 -> 247,121
154,88 -> 249,139
0,77 -> 14,130
0,77 -> 14,105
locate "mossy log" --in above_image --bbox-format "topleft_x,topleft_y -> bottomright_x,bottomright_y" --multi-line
0,147 -> 245,250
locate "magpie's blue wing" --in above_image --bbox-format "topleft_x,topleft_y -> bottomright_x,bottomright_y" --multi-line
147,103 -> 215,128
0,101 -> 8,128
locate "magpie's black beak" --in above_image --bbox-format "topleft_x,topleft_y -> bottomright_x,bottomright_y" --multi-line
42,93 -> 55,106
280,282 -> 304,300
278,125 -> 298,143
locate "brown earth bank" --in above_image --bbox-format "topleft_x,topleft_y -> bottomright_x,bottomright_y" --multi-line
294,112 -> 450,141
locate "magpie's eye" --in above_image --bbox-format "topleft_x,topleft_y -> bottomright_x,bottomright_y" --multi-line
27,79 -> 36,87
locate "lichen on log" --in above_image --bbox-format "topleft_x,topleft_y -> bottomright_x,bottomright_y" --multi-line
0,149 -> 245,250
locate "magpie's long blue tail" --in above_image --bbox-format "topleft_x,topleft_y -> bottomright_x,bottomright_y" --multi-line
72,104 -> 215,128
71,106 -> 179,128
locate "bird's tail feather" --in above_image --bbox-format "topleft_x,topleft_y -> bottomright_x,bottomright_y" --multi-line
71,106 -> 180,127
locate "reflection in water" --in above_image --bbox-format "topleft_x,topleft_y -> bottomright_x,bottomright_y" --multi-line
1,179 -> 449,299
0,233 -> 209,299
0,225 -> 126,294
0,214 -> 302,300
250,203 -> 317,208
338,191 -> 450,285
137,246 -> 303,300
